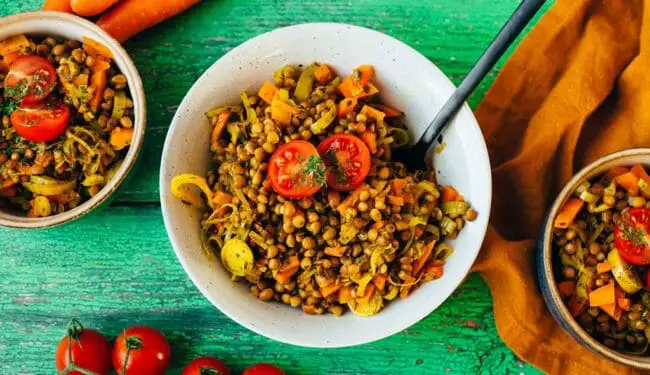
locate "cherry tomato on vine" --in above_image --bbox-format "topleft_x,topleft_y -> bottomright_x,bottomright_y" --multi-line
614,207 -> 650,265
242,363 -> 285,375
182,357 -> 231,375
112,326 -> 171,375
5,55 -> 57,105
317,134 -> 371,191
55,319 -> 112,375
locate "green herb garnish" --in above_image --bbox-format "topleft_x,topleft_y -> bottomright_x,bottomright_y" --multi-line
1,98 -> 17,116
617,215 -> 647,246
324,149 -> 347,184
303,155 -> 326,187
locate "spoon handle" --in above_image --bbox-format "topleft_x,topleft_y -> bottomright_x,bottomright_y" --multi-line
416,0 -> 547,149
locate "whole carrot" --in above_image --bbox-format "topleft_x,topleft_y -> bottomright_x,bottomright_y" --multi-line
71,0 -> 121,17
97,0 -> 201,43
42,0 -> 73,13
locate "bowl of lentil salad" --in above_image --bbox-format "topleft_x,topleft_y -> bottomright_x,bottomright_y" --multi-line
161,23 -> 491,347
539,148 -> 650,369
0,11 -> 145,229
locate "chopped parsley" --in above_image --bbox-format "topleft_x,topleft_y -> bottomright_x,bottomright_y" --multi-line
617,216 -> 647,246
324,149 -> 347,184
1,98 -> 17,116
303,155 -> 326,187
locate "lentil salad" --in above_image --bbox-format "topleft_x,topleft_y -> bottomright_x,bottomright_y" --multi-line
172,63 -> 477,317
0,33 -> 135,217
553,164 -> 650,354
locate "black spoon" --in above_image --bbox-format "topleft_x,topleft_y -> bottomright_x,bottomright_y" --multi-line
392,0 -> 547,171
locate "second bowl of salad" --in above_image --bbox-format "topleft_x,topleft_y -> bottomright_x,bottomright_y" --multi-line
160,23 -> 491,348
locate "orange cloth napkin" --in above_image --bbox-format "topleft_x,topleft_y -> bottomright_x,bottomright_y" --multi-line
472,0 -> 650,373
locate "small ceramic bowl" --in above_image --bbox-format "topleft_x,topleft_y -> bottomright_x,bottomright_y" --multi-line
0,11 -> 146,229
538,148 -> 650,369
160,23 -> 492,348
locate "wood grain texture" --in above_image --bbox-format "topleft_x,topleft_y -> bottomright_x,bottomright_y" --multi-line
0,0 -> 552,374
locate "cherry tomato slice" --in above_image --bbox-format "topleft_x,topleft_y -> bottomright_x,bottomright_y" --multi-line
614,207 -> 650,265
55,323 -> 112,375
182,357 -> 231,375
317,134 -> 371,191
5,55 -> 57,105
268,140 -> 326,199
10,102 -> 70,142
242,363 -> 285,375
112,326 -> 171,375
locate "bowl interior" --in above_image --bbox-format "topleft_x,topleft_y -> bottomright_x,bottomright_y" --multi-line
542,149 -> 650,368
161,23 -> 491,347
0,11 -> 145,228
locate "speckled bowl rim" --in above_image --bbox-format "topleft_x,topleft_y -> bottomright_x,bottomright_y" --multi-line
539,148 -> 650,369
0,11 -> 146,229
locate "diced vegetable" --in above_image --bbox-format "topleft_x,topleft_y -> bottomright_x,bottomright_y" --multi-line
596,262 -> 612,274
337,184 -> 368,215
412,241 -> 436,276
89,69 -> 107,112
220,238 -> 253,277
82,36 -> 114,60
608,248 -> 643,294
618,298 -> 632,311
109,127 -> 133,150
320,281 -> 342,298
294,64 -> 317,102
31,196 -> 52,217
338,76 -> 379,99
339,223 -> 359,244
442,201 -> 469,217
360,105 -> 386,123
600,302 -> 622,321
210,111 -> 231,151
391,179 -> 408,196
324,245 -> 347,257
632,164 -> 650,183
338,98 -> 358,117
615,172 -> 640,195
0,34 -> 30,57
372,104 -> 402,118
170,173 -> 214,209
257,81 -> 278,104
22,176 -> 75,196
271,97 -> 297,126
361,131 -> 377,154
354,65 -> 375,86
310,106 -> 336,134
553,198 -> 584,229
387,195 -> 404,206
606,166 -> 629,179
589,283 -> 615,307
440,216 -> 457,234
557,281 -> 576,298
372,274 -> 387,292
112,90 -> 128,119
275,256 -> 300,284
440,186 -> 459,202
314,64 -> 333,84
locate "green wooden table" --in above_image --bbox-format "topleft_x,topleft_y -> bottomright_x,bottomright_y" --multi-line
0,1 -> 551,374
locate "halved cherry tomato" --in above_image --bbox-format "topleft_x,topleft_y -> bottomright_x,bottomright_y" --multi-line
317,134 -> 371,191
10,102 -> 70,142
242,363 -> 285,375
182,357 -> 231,375
268,140 -> 326,199
5,55 -> 57,105
55,320 -> 112,375
113,326 -> 171,375
614,207 -> 650,265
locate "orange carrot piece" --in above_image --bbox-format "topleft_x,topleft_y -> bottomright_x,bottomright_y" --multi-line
360,105 -> 386,123
361,131 -> 377,154
338,76 -> 379,98
402,192 -> 415,204
314,64 -> 333,84
43,0 -> 73,12
337,98 -> 358,117
97,0 -> 202,43
615,172 -> 640,195
109,127 -> 133,150
632,164 -> 650,183
553,198 -> 584,229
596,262 -> 612,274
271,98 -> 297,126
372,274 -> 387,292
391,178 -> 408,196
355,65 -> 375,86
617,298 -> 632,311
589,283 -> 615,307
372,104 -> 402,118
320,282 -> 342,298
257,81 -> 278,105
601,302 -> 622,321
337,184 -> 368,215
399,276 -> 413,299
2,51 -> 20,66
82,37 -> 113,60
557,281 -> 576,298
210,111 -> 231,150
89,70 -> 107,112
606,166 -> 629,179
567,295 -> 587,317
423,264 -> 444,279
413,241 -> 436,276
324,245 -> 347,257
71,0 -> 121,17
387,195 -> 404,206
338,286 -> 353,304
92,58 -> 111,73
213,191 -> 232,206
275,256 -> 300,284
441,186 -> 459,202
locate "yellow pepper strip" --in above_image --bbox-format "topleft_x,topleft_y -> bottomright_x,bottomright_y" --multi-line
171,173 -> 214,209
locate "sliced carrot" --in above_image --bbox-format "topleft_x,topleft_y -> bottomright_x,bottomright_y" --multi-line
361,131 -> 377,154
402,192 -> 415,205
355,65 -> 375,86
617,298 -> 632,311
413,241 -> 436,276
71,0 -> 121,16
589,282 -> 615,307
89,70 -> 107,112
337,98 -> 358,117
372,274 -> 387,292
423,264 -> 444,279
596,262 -> 612,274
43,0 -> 73,12
324,245 -> 347,257
601,302 -> 622,321
257,81 -> 278,105
109,127 -> 133,150
567,295 -> 587,317
0,35 -> 30,57
2,51 -> 20,66
441,186 -> 459,202
338,76 -> 379,98
391,178 -> 408,196
360,105 -> 386,123
632,164 -> 650,183
274,256 -> 300,284
337,184 -> 368,215
82,36 -> 113,60
614,172 -> 640,195
399,276 -> 414,299
213,191 -> 233,206
553,198 -> 584,229
372,104 -> 402,118
320,281 -> 342,298
271,98 -> 297,126
338,286 -> 353,304
314,64 -> 333,84
210,111 -> 231,150
92,58 -> 111,73
97,0 -> 202,43
387,195 -> 404,206
557,281 -> 576,298
606,166 -> 629,179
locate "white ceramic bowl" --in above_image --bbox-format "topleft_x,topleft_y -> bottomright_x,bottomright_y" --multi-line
160,23 -> 491,348
0,11 -> 146,229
